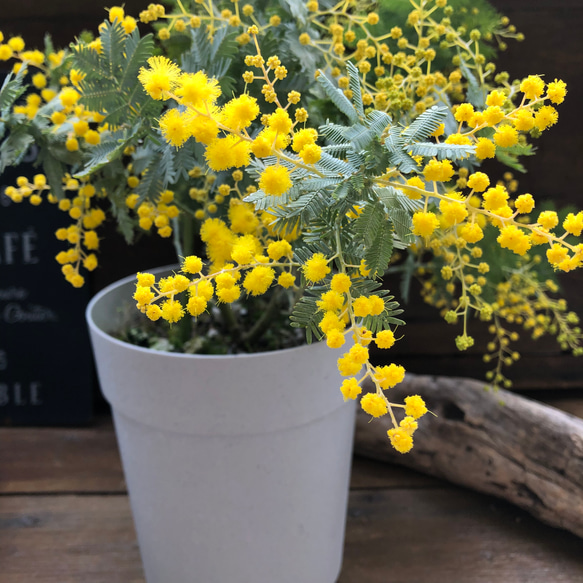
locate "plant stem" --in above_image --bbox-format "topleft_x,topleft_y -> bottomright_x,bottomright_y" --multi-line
218,302 -> 240,342
241,287 -> 284,348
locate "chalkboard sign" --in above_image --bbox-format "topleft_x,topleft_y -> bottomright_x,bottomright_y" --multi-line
0,149 -> 93,426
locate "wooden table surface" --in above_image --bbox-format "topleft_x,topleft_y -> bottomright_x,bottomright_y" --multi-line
1,404 -> 583,583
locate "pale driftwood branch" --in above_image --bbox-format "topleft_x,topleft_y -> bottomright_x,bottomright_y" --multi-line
354,374 -> 583,537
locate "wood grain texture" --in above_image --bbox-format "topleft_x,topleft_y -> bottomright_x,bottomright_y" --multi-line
1,485 -> 582,583
0,495 -> 144,583
355,376 -> 583,537
0,417 -> 125,494
340,487 -> 583,583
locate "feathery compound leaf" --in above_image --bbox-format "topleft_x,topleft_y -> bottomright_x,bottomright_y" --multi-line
160,143 -> 177,187
389,208 -> 415,246
343,123 -> 376,152
136,151 -> 164,203
316,71 -> 359,124
459,59 -> 486,109
290,295 -> 323,341
376,185 -> 423,213
384,127 -> 418,174
0,69 -> 27,116
208,27 -> 239,75
71,44 -> 105,79
315,151 -> 355,176
87,129 -> 141,176
319,122 -> 351,145
408,141 -> 475,161
78,81 -> 124,114
322,143 -> 350,157
39,150 -> 65,199
367,109 -> 392,137
347,61 -> 364,118
401,105 -> 448,143
363,221 -> 394,278
300,176 -> 343,192
0,131 -> 34,173
286,189 -> 331,222
100,20 -> 127,78
354,201 -> 384,245
120,31 -> 155,92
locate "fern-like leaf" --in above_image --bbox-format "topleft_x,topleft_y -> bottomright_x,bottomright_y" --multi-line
376,185 -> 423,213
354,201 -> 384,245
459,59 -> 486,109
389,208 -> 415,246
343,123 -> 376,152
384,127 -> 418,174
0,130 -> 34,173
316,71 -> 359,124
0,69 -> 26,115
408,141 -> 475,161
100,20 -> 126,79
367,109 -> 392,137
363,221 -> 394,278
120,31 -> 155,92
315,152 -> 355,176
401,106 -> 448,143
347,61 -> 364,118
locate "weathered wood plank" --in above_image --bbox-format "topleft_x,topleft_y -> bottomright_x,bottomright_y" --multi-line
0,495 -> 144,583
355,376 -> 583,537
349,457 -> 441,490
0,417 -> 125,494
0,416 -> 439,494
340,487 -> 583,583
2,392 -> 583,495
2,487 -> 582,583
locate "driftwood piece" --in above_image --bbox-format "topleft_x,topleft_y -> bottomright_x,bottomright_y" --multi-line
354,375 -> 583,537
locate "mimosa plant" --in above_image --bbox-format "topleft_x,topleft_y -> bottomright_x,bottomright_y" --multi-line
1,0 -> 581,453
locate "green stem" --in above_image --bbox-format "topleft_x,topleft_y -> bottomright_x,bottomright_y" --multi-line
241,287 -> 284,348
218,302 -> 240,341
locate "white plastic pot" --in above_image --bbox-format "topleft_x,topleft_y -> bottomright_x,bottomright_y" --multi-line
86,268 -> 356,583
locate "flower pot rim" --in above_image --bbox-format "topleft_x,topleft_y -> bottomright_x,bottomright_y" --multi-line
86,264 -> 315,360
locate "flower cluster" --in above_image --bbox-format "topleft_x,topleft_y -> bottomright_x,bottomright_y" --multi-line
5,174 -> 105,286
2,1 -> 582,454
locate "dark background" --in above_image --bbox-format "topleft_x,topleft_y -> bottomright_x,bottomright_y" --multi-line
1,0 -> 581,393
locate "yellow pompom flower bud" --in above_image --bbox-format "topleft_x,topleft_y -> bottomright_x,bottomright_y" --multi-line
375,330 -> 395,349
467,172 -> 490,192
459,222 -> 483,243
278,272 -> 295,288
404,395 -> 428,419
187,296 -> 207,317
515,193 -> 535,214
66,137 -> 79,152
475,137 -> 496,160
352,296 -> 372,318
303,253 -> 330,282
374,363 -> 405,389
146,305 -> 162,321
412,211 -> 439,238
136,272 -> 156,287
243,266 -> 275,296
109,6 -> 125,22
399,416 -> 418,435
183,256 -> 203,274
387,427 -> 414,453
340,378 -> 362,401
326,329 -> 346,349
520,75 -> 545,100
360,393 -> 388,418
330,273 -> 351,294
537,210 -> 559,230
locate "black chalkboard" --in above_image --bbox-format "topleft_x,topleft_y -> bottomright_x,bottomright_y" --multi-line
0,150 -> 93,426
